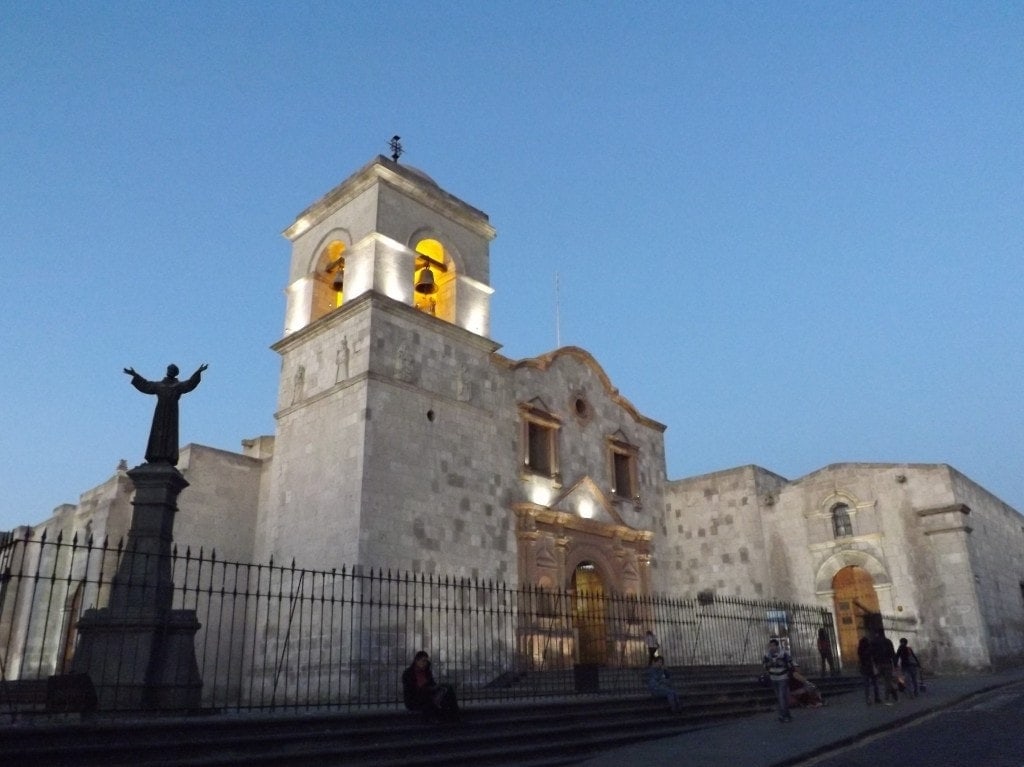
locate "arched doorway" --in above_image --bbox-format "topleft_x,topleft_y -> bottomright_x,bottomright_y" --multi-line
572,561 -> 607,665
832,566 -> 880,663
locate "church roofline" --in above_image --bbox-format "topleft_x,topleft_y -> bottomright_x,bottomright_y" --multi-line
178,442 -> 266,465
283,155 -> 496,241
790,461 -> 952,485
666,463 -> 788,486
496,346 -> 667,432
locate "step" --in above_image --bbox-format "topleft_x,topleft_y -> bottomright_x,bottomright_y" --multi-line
0,675 -> 864,767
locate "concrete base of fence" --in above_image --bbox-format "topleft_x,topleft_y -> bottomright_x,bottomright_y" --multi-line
574,663 -> 600,693
45,673 -> 97,714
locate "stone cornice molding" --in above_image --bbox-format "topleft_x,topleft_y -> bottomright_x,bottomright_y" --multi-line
916,503 -> 973,535
511,503 -> 653,544
273,291 -> 500,356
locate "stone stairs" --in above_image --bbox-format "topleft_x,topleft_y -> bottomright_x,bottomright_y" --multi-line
0,668 -> 862,766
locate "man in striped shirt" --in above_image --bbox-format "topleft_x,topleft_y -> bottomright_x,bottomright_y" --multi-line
763,638 -> 794,722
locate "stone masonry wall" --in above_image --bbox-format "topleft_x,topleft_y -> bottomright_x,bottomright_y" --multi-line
659,466 -> 783,599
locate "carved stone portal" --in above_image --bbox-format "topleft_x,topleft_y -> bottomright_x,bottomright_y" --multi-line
512,503 -> 653,669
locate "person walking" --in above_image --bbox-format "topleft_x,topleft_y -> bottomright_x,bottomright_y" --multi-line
816,627 -> 837,677
869,629 -> 899,705
857,636 -> 881,705
644,630 -> 660,666
894,637 -> 922,697
763,638 -> 794,722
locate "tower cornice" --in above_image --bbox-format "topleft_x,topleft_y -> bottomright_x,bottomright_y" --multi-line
284,156 -> 496,242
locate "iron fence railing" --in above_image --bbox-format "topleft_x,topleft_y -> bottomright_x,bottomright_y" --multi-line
0,531 -> 841,715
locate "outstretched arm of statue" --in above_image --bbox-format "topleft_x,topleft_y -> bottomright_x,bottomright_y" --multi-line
124,366 -> 158,394
179,363 -> 208,393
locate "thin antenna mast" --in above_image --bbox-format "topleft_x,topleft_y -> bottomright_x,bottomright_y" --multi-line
554,272 -> 561,348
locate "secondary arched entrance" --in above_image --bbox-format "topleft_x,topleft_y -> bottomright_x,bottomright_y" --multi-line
572,561 -> 608,664
832,566 -> 881,663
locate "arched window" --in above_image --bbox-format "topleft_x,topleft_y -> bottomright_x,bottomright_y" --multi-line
831,503 -> 853,538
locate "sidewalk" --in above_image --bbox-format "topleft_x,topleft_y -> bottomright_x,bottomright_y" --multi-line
576,667 -> 1024,767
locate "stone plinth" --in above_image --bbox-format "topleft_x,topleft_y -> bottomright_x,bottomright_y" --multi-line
71,462 -> 202,711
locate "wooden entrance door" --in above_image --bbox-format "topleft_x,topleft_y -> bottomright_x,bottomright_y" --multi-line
832,566 -> 880,664
572,562 -> 607,665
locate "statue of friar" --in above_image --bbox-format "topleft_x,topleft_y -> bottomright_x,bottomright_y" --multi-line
124,363 -> 208,465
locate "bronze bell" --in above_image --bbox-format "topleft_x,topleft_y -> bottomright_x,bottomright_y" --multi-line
331,268 -> 344,292
415,265 -> 437,294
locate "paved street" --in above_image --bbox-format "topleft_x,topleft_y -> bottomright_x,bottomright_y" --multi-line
798,681 -> 1024,767
576,668 -> 1024,767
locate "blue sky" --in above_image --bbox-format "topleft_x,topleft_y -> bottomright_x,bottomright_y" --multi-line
1,2 -> 1021,531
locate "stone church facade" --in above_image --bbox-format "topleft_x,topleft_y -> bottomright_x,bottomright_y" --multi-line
658,462 -> 1024,670
11,156 -> 1024,671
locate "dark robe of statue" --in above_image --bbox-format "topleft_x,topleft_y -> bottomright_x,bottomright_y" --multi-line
124,363 -> 208,464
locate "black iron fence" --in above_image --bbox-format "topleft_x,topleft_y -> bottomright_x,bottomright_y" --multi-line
1,530 -> 844,715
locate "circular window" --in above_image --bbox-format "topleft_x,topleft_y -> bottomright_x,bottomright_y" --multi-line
573,395 -> 591,421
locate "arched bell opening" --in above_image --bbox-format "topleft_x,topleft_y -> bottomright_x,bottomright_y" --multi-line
412,237 -> 455,321
311,239 -> 347,322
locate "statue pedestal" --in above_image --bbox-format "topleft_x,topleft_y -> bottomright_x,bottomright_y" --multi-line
72,609 -> 201,711
71,462 -> 202,711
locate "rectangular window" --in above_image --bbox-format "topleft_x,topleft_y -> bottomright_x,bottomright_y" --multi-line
520,404 -> 561,479
613,452 -> 633,496
608,438 -> 639,501
527,421 -> 555,476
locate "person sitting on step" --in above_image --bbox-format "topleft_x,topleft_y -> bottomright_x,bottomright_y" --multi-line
401,650 -> 459,722
645,656 -> 682,712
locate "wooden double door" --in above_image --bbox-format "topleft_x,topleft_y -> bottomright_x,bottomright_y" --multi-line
832,565 -> 880,663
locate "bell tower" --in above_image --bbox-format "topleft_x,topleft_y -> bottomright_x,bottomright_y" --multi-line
256,156 -> 507,574
279,156 -> 495,339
